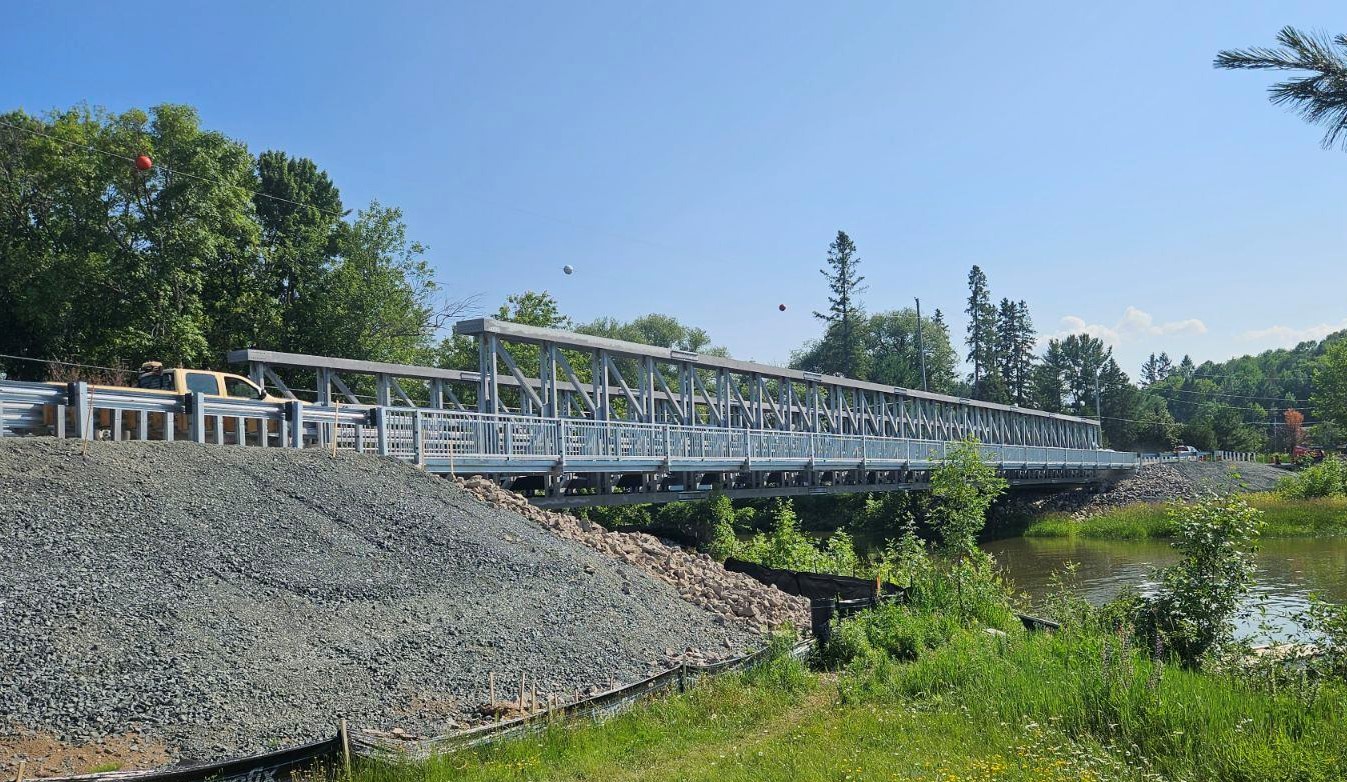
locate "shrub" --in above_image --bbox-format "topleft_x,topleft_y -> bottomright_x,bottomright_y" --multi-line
929,438 -> 1008,559
1141,494 -> 1265,666
820,602 -> 960,668
1277,456 -> 1347,499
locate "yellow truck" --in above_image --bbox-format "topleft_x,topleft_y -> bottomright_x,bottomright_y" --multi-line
132,361 -> 279,402
44,362 -> 290,442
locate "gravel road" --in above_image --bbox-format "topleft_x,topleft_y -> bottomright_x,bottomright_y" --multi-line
0,439 -> 759,772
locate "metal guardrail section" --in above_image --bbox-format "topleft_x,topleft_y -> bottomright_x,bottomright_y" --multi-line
0,381 -> 1138,486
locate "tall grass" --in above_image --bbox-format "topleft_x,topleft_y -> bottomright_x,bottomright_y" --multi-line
1024,494 -> 1347,540
355,606 -> 1347,782
846,621 -> 1347,781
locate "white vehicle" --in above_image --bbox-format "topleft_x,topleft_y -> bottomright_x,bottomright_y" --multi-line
1173,445 -> 1200,459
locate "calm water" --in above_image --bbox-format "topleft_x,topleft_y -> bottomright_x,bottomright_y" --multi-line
984,536 -> 1347,641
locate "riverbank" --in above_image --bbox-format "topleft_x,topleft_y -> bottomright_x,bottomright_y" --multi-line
353,611 -> 1347,782
1024,492 -> 1347,540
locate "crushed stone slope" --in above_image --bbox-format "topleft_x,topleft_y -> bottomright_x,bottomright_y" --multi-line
0,439 -> 773,772
1045,460 -> 1289,517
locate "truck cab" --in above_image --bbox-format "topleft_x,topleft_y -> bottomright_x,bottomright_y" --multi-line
134,362 -> 278,401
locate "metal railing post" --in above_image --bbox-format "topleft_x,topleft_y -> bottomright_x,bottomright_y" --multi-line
190,392 -> 207,444
287,400 -> 305,449
375,407 -> 389,457
413,409 -> 425,466
70,382 -> 93,441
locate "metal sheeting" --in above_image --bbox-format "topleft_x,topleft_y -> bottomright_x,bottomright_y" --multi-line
31,736 -> 341,782
350,639 -> 813,762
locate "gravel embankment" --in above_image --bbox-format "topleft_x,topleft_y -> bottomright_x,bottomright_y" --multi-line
1044,460 -> 1289,517
0,439 -> 786,774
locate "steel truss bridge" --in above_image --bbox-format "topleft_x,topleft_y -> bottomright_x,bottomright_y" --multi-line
0,319 -> 1136,507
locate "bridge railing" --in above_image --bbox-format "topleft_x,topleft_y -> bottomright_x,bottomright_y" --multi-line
0,380 -> 1138,473
353,408 -> 1137,471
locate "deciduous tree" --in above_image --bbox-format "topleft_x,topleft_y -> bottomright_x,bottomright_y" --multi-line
1312,340 -> 1347,432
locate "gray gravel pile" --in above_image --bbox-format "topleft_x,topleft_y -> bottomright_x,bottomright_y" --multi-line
1044,460 -> 1288,517
453,476 -> 810,630
0,439 -> 759,768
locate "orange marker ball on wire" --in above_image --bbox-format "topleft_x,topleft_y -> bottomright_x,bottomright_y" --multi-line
134,155 -> 153,171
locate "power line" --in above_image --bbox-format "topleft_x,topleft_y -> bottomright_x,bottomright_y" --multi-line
1147,386 -> 1312,405
0,352 -> 135,375
1100,414 -> 1325,428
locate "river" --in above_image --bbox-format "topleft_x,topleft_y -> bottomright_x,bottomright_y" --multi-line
984,536 -> 1347,641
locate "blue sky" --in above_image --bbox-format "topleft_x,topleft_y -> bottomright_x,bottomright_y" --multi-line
5,2 -> 1346,376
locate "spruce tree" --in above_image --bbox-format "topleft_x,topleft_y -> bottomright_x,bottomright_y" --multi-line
1010,300 -> 1036,405
1141,354 -> 1160,386
964,266 -> 999,399
813,230 -> 867,377
1156,352 -> 1174,380
995,298 -> 1018,391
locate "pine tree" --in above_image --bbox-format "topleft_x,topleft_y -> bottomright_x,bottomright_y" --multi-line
1216,27 -> 1347,150
964,266 -> 998,396
813,230 -> 866,377
1178,354 -> 1196,379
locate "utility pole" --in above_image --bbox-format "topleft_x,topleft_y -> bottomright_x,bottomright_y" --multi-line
914,297 -> 928,392
1094,366 -> 1103,423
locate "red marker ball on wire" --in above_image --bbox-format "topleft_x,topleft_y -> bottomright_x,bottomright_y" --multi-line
134,155 -> 153,171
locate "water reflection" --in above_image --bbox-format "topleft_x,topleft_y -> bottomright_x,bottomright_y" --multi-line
984,536 -> 1347,641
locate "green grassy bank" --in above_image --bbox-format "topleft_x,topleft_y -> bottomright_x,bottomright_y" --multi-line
351,610 -> 1347,782
1025,493 -> 1347,540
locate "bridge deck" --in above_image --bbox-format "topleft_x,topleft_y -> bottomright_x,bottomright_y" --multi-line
0,379 -> 1137,506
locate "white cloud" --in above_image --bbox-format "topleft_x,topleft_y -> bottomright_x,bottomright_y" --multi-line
1046,307 -> 1207,348
1240,319 -> 1347,348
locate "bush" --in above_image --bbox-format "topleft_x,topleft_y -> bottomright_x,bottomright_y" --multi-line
820,602 -> 960,668
732,499 -> 862,575
1278,456 -> 1347,499
1141,494 -> 1264,666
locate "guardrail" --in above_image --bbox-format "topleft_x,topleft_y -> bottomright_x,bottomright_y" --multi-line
0,380 -> 1138,475
1137,450 -> 1256,465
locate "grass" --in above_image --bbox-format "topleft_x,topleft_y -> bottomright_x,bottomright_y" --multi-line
1024,493 -> 1347,540
349,610 -> 1347,782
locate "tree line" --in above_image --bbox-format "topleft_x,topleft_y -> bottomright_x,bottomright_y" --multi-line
788,230 -> 1347,452
0,104 -> 464,378
4,102 -> 1346,452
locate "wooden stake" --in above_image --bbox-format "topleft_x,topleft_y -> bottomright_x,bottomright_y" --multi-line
16,760 -> 26,782
518,672 -> 526,711
489,671 -> 495,706
338,718 -> 351,779
531,681 -> 538,713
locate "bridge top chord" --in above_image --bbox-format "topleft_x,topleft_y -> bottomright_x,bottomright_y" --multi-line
453,318 -> 1096,425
